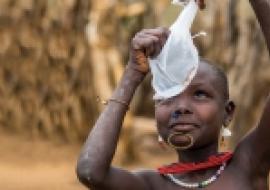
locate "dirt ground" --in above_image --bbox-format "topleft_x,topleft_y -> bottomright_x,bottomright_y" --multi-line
0,132 -> 175,190
0,133 -> 86,190
1,132 -> 269,190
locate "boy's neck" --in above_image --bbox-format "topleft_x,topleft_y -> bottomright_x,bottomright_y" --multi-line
177,142 -> 219,163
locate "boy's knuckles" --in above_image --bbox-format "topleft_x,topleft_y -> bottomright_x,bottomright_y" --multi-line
158,27 -> 168,33
141,29 -> 150,34
132,38 -> 144,50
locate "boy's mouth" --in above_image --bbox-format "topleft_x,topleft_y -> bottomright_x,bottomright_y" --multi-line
169,123 -> 199,133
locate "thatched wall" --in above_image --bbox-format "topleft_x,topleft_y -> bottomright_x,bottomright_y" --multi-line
0,0 -> 270,148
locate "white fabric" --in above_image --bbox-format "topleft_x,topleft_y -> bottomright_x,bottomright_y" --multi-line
172,0 -> 190,6
149,0 -> 199,100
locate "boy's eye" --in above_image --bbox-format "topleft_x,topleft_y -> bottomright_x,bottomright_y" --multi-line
194,90 -> 209,99
155,97 -> 175,107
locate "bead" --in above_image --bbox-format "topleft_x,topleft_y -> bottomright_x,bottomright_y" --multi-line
166,161 -> 228,189
202,181 -> 207,186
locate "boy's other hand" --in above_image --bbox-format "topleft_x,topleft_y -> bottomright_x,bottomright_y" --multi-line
129,27 -> 170,74
196,0 -> 206,9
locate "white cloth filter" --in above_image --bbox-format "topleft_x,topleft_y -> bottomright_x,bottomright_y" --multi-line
149,0 -> 199,100
172,0 -> 191,6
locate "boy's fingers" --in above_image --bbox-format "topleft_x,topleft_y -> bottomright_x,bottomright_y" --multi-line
142,37 -> 157,56
133,38 -> 155,56
196,0 -> 206,9
135,34 -> 164,57
142,28 -> 170,56
151,42 -> 163,58
140,30 -> 170,47
132,34 -> 159,50
136,33 -> 160,43
132,27 -> 170,58
140,34 -> 162,58
142,27 -> 170,39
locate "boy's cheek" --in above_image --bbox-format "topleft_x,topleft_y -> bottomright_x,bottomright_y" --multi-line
155,110 -> 171,126
197,104 -> 220,121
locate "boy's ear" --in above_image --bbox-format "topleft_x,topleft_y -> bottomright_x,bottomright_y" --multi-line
224,100 -> 236,126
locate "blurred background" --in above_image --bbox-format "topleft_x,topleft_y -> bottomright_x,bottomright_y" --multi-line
0,0 -> 270,189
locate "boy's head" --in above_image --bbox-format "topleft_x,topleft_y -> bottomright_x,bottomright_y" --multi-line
155,60 -> 235,150
199,59 -> 229,101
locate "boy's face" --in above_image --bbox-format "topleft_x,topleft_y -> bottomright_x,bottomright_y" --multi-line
155,63 -> 231,149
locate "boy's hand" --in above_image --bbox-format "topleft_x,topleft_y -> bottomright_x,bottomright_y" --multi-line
196,0 -> 206,10
128,27 -> 170,74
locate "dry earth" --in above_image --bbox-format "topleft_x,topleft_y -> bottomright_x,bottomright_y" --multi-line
1,132 -> 269,190
0,130 -> 175,190
0,133 -> 86,190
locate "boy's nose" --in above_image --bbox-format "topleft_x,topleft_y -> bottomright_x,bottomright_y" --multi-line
171,104 -> 192,119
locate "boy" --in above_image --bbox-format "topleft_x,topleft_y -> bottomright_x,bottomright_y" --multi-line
77,0 -> 270,189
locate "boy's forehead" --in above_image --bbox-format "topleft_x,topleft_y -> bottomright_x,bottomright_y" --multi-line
193,62 -> 218,82
188,61 -> 228,100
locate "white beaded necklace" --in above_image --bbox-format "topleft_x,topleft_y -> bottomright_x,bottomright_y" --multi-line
165,162 -> 226,189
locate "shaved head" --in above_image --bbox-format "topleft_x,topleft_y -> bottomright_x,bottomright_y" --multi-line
199,59 -> 229,101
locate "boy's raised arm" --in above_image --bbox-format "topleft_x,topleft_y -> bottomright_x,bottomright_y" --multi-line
250,0 -> 270,53
249,0 -> 270,154
76,28 -> 170,190
238,0 -> 270,174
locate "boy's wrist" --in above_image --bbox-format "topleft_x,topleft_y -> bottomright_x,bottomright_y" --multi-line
110,65 -> 146,105
125,63 -> 147,83
128,50 -> 150,74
